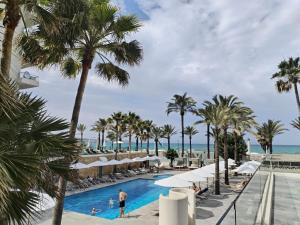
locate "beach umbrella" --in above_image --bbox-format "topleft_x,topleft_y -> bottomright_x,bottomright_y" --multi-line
88,160 -> 108,167
106,159 -> 123,165
132,157 -> 146,162
227,158 -> 236,166
154,176 -> 192,188
191,167 -> 214,178
175,171 -> 207,182
70,162 -> 90,169
247,160 -> 261,166
121,158 -> 134,163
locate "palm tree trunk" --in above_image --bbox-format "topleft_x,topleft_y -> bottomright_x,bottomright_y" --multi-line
214,130 -> 220,195
146,138 -> 150,155
155,140 -> 158,156
52,58 -> 92,225
207,123 -> 210,159
97,132 -> 101,150
128,132 -> 132,152
101,130 -> 105,149
223,128 -> 229,185
140,139 -> 143,151
167,136 -> 170,150
270,139 -> 273,154
233,132 -> 238,163
135,136 -> 138,151
293,83 -> 300,117
189,136 -> 192,157
181,113 -> 184,157
80,133 -> 83,144
1,3 -> 21,78
118,136 -> 121,151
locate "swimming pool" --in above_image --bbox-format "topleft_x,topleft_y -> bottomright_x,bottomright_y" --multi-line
64,174 -> 171,219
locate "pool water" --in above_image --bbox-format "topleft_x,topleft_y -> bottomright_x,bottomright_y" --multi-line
64,174 -> 172,219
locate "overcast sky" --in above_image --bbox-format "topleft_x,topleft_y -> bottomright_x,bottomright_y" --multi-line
27,0 -> 300,145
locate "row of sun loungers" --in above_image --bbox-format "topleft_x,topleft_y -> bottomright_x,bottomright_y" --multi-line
66,168 -> 150,192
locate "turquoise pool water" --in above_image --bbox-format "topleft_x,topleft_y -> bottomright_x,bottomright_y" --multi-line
64,174 -> 171,219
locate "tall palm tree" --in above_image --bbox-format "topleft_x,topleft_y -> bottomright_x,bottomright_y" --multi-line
211,95 -> 242,185
255,120 -> 287,154
91,121 -> 102,150
108,112 -> 126,152
143,120 -> 153,154
272,57 -> 300,116
167,93 -> 196,157
184,126 -> 198,157
232,107 -> 256,163
106,132 -> 116,150
125,112 -> 140,152
194,108 -> 211,159
18,1 -> 143,224
0,0 -> 57,77
77,123 -> 86,144
151,126 -> 163,156
197,102 -> 229,195
99,118 -> 108,148
162,124 -> 177,150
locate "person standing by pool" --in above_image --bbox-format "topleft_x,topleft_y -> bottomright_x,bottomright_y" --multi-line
119,189 -> 127,218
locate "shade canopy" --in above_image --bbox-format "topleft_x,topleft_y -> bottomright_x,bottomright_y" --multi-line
175,171 -> 207,182
106,159 -> 123,165
233,161 -> 260,174
70,162 -> 90,169
228,158 -> 236,166
191,167 -> 214,178
121,158 -> 134,163
154,176 -> 192,187
132,157 -> 146,162
88,160 -> 108,167
113,141 -> 124,144
143,155 -> 160,161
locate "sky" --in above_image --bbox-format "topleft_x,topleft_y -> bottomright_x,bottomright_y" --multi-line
26,0 -> 300,145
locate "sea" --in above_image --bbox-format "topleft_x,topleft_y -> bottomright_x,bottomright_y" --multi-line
83,139 -> 300,155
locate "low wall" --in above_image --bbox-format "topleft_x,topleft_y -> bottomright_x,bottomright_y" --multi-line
78,152 -> 147,178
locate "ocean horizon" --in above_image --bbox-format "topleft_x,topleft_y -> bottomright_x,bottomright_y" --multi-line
83,139 -> 300,154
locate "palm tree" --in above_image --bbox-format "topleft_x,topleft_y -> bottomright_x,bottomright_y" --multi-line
194,109 -> 212,159
211,95 -> 242,185
197,102 -> 229,195
0,82 -> 78,224
18,1 -> 143,224
108,112 -> 126,152
184,126 -> 198,157
91,121 -> 102,150
0,0 -> 57,77
143,120 -> 153,154
106,132 -> 116,150
255,120 -> 287,154
232,107 -> 256,163
151,126 -> 163,156
125,112 -> 140,152
77,123 -> 86,144
99,119 -> 108,149
167,93 -> 196,157
272,57 -> 300,116
162,124 -> 177,150
291,118 -> 300,131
